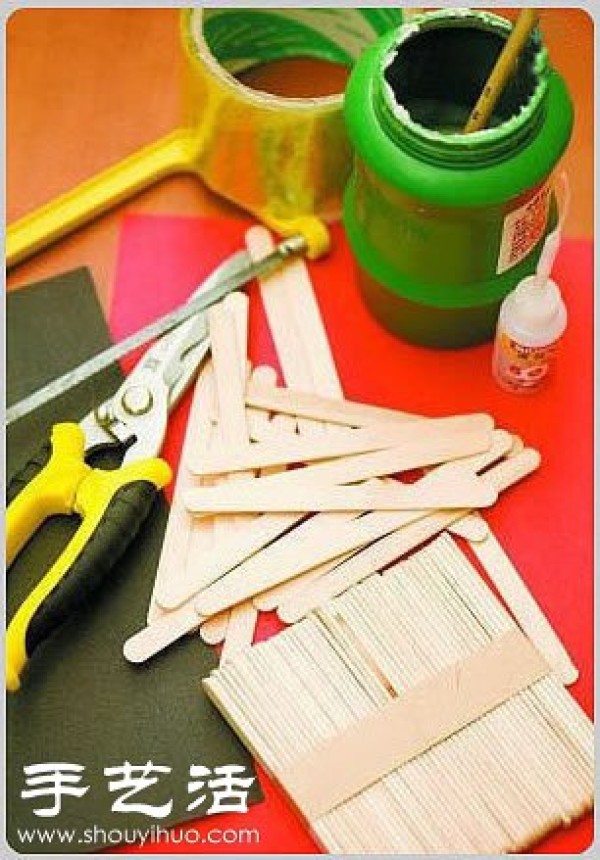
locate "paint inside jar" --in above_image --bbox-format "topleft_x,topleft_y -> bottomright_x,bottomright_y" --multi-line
383,25 -> 539,133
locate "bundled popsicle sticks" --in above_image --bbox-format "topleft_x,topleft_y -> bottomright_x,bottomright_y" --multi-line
125,226 -> 576,700
203,535 -> 593,854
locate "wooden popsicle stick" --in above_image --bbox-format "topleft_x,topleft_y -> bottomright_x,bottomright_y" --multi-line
200,303 -> 242,645
249,407 -> 306,611
200,399 -> 300,643
481,448 -> 541,495
202,589 -> 242,650
200,294 -> 256,649
220,601 -> 260,663
133,514 -> 367,661
246,225 -> 325,437
254,509 -> 359,611
184,420 -> 220,572
278,251 -> 344,400
193,447 -> 490,617
146,359 -> 216,624
255,330 -> 504,620
432,429 -> 513,479
206,362 -> 252,426
259,229 -> 353,455
509,435 -> 525,456
467,529 -> 578,686
245,365 -> 281,442
208,297 -> 249,448
157,510 -> 304,609
189,413 -> 493,476
200,612 -> 230,644
246,379 -> 420,428
245,231 -> 509,623
278,450 -> 541,623
201,383 -> 290,648
162,405 -> 304,609
189,419 -> 493,491
190,425 -> 434,475
124,601 -> 205,664
448,513 -> 491,542
221,536 -> 592,848
336,448 -> 540,612
185,362 -> 218,462
253,551 -> 356,612
251,314 -> 358,616
216,295 -> 259,652
430,430 -> 512,544
253,424 -> 401,617
270,411 -> 299,436
245,368 -> 295,474
137,290 -> 536,672
421,535 -> 592,827
184,473 -> 498,515
199,549 -> 231,643
275,254 -> 351,432
437,431 -> 523,544
211,333 -> 292,652
228,291 -> 249,368
245,225 -> 311,391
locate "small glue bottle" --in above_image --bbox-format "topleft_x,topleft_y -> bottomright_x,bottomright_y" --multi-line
492,226 -> 567,393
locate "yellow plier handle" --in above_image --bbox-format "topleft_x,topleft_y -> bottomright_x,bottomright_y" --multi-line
6,423 -> 171,692
6,424 -> 89,566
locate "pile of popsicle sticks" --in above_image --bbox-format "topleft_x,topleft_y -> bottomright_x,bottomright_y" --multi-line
124,225 -> 576,689
204,533 -> 593,854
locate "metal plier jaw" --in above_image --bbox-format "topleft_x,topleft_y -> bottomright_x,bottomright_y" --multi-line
79,251 -> 253,464
80,311 -> 211,464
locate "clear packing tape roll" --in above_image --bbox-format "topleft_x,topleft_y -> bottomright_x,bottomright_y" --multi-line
6,8 -> 408,267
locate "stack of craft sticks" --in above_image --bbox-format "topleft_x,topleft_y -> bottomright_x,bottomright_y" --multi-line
124,226 -> 576,691
204,534 -> 594,854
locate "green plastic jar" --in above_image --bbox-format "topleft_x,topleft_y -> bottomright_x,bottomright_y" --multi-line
343,9 -> 574,347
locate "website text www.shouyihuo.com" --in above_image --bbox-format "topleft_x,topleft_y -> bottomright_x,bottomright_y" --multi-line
14,824 -> 261,850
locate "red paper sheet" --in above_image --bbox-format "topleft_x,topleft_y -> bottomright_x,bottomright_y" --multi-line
109,212 -> 593,855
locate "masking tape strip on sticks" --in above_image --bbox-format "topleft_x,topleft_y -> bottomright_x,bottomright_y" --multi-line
7,8 -> 410,268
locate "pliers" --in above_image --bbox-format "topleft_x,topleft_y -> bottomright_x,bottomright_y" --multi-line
6,267 -> 219,692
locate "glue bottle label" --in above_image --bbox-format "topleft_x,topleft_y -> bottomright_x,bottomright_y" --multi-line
493,330 -> 559,391
496,182 -> 552,274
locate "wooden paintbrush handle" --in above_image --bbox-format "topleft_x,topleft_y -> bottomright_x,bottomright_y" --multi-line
464,10 -> 538,133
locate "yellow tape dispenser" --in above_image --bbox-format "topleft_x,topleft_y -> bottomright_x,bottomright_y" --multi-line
7,9 -> 407,267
